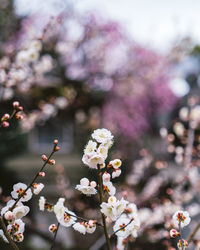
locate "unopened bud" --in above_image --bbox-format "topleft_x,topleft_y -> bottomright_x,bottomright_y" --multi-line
170,229 -> 180,238
49,224 -> 57,233
18,106 -> 23,111
2,121 -> 9,127
54,139 -> 58,145
13,101 -> 20,109
39,172 -> 45,177
90,181 -> 97,188
54,146 -> 60,152
4,211 -> 15,221
48,159 -> 55,165
41,154 -> 48,161
1,114 -> 10,121
15,114 -> 23,120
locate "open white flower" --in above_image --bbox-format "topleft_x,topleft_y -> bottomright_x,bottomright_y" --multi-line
82,153 -> 105,169
54,198 -> 77,227
11,182 -> 32,202
113,216 -> 131,238
114,214 -> 140,238
103,181 -> 116,196
7,219 -> 25,234
76,178 -> 97,196
73,222 -> 87,234
84,140 -> 97,155
1,199 -> 23,216
109,159 -> 122,169
86,220 -> 97,234
32,183 -> 44,195
97,145 -> 108,159
13,205 -> 30,220
91,128 -> 113,144
100,196 -> 128,221
125,203 -> 138,219
172,211 -> 191,228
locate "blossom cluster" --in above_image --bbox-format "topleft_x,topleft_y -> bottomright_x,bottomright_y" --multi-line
169,210 -> 191,250
0,135 -> 59,244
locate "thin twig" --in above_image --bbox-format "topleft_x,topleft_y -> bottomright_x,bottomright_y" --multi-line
187,221 -> 200,244
109,219 -> 133,239
97,165 -> 111,250
11,145 -> 56,210
50,222 -> 60,250
0,216 -> 19,250
66,211 -> 103,227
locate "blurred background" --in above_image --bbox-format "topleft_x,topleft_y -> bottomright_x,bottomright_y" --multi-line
1,0 -> 200,249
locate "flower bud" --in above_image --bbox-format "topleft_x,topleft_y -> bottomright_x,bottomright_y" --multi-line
18,106 -> 23,111
1,113 -> 10,121
54,139 -> 58,145
102,172 -> 110,182
49,224 -> 57,233
48,159 -> 55,165
41,154 -> 48,161
2,121 -> 9,127
13,101 -> 20,109
90,181 -> 97,188
4,211 -> 15,221
39,172 -> 45,177
54,146 -> 60,152
170,229 -> 180,238
15,114 -> 23,120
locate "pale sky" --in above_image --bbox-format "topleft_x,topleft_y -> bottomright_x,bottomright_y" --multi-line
15,0 -> 200,52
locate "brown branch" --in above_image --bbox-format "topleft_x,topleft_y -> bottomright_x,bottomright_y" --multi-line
97,165 -> 111,250
109,218 -> 133,239
0,216 -> 19,250
11,144 -> 57,210
187,222 -> 200,244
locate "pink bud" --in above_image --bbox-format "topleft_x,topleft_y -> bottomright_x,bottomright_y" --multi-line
41,154 -> 48,161
1,113 -> 10,121
13,101 -> 20,109
39,172 -> 45,177
54,139 -> 58,145
2,121 -> 9,127
15,114 -> 23,120
48,159 -> 55,165
49,224 -> 57,233
170,229 -> 180,238
90,181 -> 97,188
4,211 -> 15,221
18,106 -> 23,111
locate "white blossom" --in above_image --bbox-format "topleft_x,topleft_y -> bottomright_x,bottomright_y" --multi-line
103,181 -> 116,196
100,196 -> 128,221
76,178 -> 97,196
84,140 -> 97,155
73,222 -> 86,234
112,169 -> 121,179
91,128 -> 113,144
109,159 -> 122,169
32,183 -> 44,195
13,205 -> 30,220
54,198 -> 77,227
172,211 -> 191,228
11,182 -> 32,202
